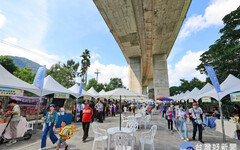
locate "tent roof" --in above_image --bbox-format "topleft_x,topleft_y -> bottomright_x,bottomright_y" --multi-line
195,83 -> 214,101
196,74 -> 240,101
183,87 -> 199,100
99,88 -> 142,98
68,84 -> 94,98
0,65 -> 41,96
87,87 -> 98,97
42,75 -> 75,96
99,89 -> 106,95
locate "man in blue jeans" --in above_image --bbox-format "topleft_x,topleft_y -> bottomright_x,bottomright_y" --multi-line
39,104 -> 59,150
162,103 -> 167,118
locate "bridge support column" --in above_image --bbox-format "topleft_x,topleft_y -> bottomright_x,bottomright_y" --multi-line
153,54 -> 170,99
148,79 -> 154,100
129,57 -> 142,94
142,86 -> 147,95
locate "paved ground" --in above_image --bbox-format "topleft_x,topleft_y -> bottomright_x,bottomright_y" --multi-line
0,110 -> 239,150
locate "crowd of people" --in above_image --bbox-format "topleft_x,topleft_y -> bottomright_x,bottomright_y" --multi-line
161,102 -> 240,143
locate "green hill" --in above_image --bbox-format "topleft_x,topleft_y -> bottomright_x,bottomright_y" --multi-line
9,56 -> 41,73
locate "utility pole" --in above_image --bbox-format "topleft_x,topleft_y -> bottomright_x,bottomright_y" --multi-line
94,69 -> 100,83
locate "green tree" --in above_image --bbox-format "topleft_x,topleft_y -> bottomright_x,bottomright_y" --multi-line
109,78 -> 125,89
13,67 -> 36,84
47,59 -> 80,88
196,7 -> 240,82
86,78 -> 104,92
80,49 -> 91,89
170,77 -> 205,96
0,55 -> 18,74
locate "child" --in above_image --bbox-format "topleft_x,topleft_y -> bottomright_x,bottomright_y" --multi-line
55,121 -> 68,150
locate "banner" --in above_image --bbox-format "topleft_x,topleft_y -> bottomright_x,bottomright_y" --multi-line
79,79 -> 83,95
202,96 -> 211,103
188,98 -> 193,103
0,87 -> 24,96
230,92 -> 240,102
83,96 -> 91,100
54,93 -> 70,99
204,66 -> 221,93
33,65 -> 46,89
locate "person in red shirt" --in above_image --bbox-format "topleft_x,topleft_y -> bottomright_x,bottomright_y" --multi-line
82,101 -> 93,142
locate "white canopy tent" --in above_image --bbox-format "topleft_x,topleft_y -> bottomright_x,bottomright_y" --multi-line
87,87 -> 98,97
198,74 -> 240,101
183,87 -> 199,101
175,90 -> 190,102
41,75 -> 75,97
68,84 -> 94,98
98,89 -> 106,96
99,88 -> 143,99
0,65 -> 41,96
194,83 -> 214,101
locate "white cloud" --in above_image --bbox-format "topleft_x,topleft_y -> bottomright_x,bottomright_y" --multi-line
91,52 -> 101,60
88,60 -> 129,87
168,50 -> 206,86
180,0 -> 240,39
0,12 -> 6,28
0,37 -> 60,68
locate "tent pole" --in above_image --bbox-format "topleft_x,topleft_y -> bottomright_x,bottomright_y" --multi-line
218,93 -> 226,142
120,95 -> 121,131
75,98 -> 78,122
36,89 -> 43,130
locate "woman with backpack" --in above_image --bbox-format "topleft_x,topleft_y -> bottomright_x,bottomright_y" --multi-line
166,106 -> 173,133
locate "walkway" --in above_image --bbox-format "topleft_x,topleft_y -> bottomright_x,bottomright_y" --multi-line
0,110 -> 239,150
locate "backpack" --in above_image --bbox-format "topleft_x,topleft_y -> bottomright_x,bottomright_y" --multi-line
59,125 -> 77,140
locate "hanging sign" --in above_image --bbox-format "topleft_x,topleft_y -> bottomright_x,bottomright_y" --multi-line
180,99 -> 185,103
0,87 -> 24,96
202,97 -> 211,103
230,92 -> 240,102
83,96 -> 91,100
54,93 -> 69,99
188,98 -> 194,103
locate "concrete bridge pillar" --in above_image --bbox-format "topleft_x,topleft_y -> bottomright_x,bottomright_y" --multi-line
148,79 -> 154,100
153,54 -> 170,99
142,86 -> 147,95
129,57 -> 142,94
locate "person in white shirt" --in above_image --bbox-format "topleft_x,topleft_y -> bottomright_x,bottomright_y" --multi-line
189,102 -> 204,143
123,105 -> 127,117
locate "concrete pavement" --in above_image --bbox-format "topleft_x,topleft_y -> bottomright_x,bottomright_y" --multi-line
0,111 -> 239,150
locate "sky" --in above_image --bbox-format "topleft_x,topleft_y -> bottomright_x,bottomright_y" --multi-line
0,0 -> 239,88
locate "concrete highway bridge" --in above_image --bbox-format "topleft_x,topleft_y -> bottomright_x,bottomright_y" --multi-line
93,0 -> 191,99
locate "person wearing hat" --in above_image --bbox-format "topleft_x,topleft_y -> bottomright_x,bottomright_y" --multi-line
82,101 -> 93,142
6,100 -> 20,145
39,104 -> 58,150
189,102 -> 204,143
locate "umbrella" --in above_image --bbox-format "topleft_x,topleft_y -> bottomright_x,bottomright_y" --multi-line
157,97 -> 173,101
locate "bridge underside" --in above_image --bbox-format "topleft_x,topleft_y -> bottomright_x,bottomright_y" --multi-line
93,0 -> 191,99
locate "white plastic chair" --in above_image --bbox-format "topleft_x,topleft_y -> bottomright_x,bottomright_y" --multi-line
26,121 -> 34,131
92,122 -> 108,150
121,115 -> 128,126
139,125 -> 157,150
141,115 -> 151,129
126,120 -> 138,143
113,132 -> 134,150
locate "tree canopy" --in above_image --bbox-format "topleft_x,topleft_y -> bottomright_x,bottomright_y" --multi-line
170,77 -> 205,96
13,67 -> 36,84
46,59 -> 80,88
196,7 -> 240,82
0,55 -> 18,74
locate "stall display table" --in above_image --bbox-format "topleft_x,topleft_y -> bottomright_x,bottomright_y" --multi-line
56,114 -> 72,128
203,117 -> 217,128
216,120 -> 240,138
107,127 -> 133,150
